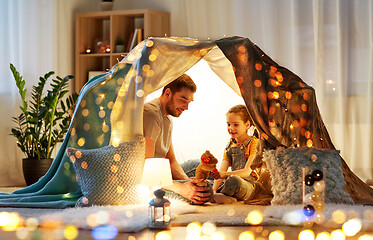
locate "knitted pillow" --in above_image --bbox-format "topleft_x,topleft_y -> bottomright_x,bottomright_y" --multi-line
66,136 -> 145,207
262,147 -> 353,205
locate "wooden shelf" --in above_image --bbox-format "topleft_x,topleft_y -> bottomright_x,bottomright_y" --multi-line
75,9 -> 170,92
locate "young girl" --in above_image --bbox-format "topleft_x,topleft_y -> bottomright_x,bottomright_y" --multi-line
211,104 -> 259,204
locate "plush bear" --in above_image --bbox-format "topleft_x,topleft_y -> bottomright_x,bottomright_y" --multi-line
195,150 -> 218,186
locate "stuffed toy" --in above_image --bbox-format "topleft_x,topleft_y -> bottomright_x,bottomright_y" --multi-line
195,150 -> 218,186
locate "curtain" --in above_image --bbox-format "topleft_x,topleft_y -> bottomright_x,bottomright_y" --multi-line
0,0 -> 55,186
0,0 -> 98,187
177,0 -> 373,182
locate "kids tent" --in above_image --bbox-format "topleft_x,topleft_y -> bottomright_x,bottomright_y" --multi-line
0,36 -> 372,208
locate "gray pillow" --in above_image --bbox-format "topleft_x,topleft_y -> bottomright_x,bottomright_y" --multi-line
66,136 -> 145,207
262,147 -> 353,205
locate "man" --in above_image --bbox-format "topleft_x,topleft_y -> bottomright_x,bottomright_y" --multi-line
143,74 -> 211,204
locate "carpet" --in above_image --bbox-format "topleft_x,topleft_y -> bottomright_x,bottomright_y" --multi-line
1,201 -> 373,232
0,198 -> 195,232
264,204 -> 373,230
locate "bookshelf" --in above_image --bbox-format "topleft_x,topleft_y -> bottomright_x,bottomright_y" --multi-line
75,9 -> 170,92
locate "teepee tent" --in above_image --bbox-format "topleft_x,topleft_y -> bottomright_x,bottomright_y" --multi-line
0,37 -> 372,208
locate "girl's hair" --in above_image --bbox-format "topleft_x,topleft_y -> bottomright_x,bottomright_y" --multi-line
227,104 -> 259,137
226,104 -> 252,124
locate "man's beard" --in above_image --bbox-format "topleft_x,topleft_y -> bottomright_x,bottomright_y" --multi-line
165,97 -> 180,117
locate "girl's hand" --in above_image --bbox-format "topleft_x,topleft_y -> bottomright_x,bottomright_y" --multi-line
211,170 -> 225,179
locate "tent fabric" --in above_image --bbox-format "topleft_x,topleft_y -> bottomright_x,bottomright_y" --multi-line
0,36 -> 372,208
214,37 -> 373,204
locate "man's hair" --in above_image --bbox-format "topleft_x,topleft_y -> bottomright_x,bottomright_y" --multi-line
162,74 -> 197,94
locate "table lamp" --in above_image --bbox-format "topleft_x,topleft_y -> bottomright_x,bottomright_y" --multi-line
141,158 -> 173,229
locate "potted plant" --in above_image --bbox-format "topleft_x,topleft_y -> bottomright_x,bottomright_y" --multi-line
115,37 -> 125,53
10,64 -> 78,186
100,0 -> 113,11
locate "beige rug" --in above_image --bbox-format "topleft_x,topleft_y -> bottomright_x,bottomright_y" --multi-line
1,199 -> 373,232
0,200 -> 270,232
263,204 -> 373,230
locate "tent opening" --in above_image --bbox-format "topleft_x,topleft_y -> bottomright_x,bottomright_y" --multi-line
146,57 -> 246,163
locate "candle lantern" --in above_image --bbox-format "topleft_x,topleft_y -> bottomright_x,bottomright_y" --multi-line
141,158 -> 173,229
149,189 -> 171,229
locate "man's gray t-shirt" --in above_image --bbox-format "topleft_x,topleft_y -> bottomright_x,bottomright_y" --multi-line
143,98 -> 173,158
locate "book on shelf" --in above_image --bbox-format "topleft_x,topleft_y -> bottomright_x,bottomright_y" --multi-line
137,28 -> 143,44
126,32 -> 134,52
128,28 -> 144,52
88,71 -> 106,81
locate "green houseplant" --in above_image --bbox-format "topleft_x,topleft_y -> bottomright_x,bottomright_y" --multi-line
10,63 -> 78,185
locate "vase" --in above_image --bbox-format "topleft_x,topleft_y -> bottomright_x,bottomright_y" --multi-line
22,158 -> 53,186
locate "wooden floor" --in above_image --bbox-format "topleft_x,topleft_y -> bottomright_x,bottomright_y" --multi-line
0,187 -> 372,239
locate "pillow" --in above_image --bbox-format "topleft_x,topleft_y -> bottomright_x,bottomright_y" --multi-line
262,147 -> 354,205
66,136 -> 145,207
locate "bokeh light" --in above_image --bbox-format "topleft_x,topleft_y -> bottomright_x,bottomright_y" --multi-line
283,210 -> 303,225
0,212 -> 21,231
81,161 -> 88,169
201,221 -> 216,235
78,137 -> 86,147
262,229 -> 269,237
227,208 -> 235,216
239,231 -> 255,240
146,40 -> 154,47
155,230 -> 171,240
92,225 -> 118,240
86,213 -> 99,228
15,227 -> 29,239
149,54 -> 157,61
25,217 -> 38,231
210,231 -> 225,240
332,209 -> 346,224
316,231 -> 331,240
246,210 -> 263,225
330,229 -> 345,240
358,234 -> 373,240
96,211 -> 110,225
299,229 -> 315,240
187,222 -> 202,234
268,230 -> 285,240
64,225 -> 79,240
342,218 -> 362,236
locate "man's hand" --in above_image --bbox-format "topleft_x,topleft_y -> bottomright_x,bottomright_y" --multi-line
178,179 -> 211,204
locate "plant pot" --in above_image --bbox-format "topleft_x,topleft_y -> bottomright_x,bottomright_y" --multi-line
22,158 -> 53,186
115,44 -> 125,53
100,2 -> 113,11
